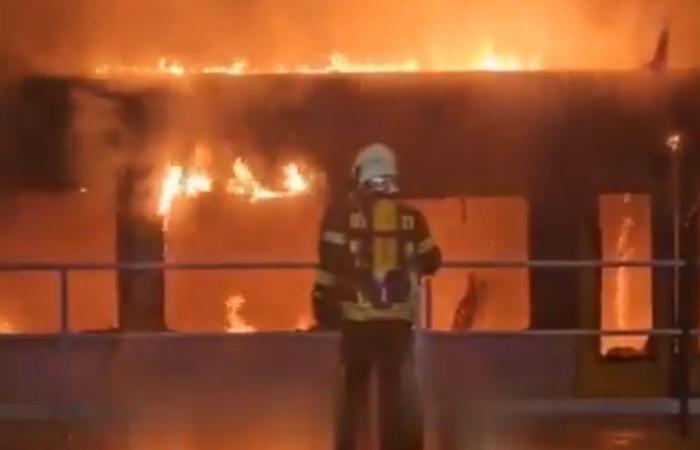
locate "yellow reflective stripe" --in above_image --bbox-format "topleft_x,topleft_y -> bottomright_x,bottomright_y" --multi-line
341,301 -> 415,322
322,230 -> 347,245
417,237 -> 435,254
315,270 -> 337,286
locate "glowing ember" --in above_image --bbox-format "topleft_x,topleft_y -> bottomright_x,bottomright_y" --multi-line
93,47 -> 543,78
225,295 -> 255,333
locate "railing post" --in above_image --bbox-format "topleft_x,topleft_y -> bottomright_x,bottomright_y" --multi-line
57,268 -> 71,446
59,269 -> 69,336
424,278 -> 433,330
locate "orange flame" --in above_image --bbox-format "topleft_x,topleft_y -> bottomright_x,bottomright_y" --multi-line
158,155 -> 314,223
225,295 -> 256,333
607,193 -> 640,354
470,41 -> 541,72
93,47 -> 542,78
157,164 -> 214,227
227,158 -> 312,202
282,163 -> 310,194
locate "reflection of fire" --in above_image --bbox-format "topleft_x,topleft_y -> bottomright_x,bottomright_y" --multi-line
604,193 -> 649,356
613,212 -> 635,334
225,295 -> 255,333
0,319 -> 14,334
94,47 -> 542,78
294,315 -> 313,331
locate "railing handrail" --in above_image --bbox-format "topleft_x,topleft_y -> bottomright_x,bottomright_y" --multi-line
0,258 -> 684,271
0,328 -> 697,340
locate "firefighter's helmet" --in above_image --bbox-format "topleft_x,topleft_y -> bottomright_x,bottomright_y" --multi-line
353,143 -> 398,193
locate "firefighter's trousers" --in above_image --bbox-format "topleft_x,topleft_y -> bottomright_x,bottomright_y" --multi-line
336,320 -> 422,450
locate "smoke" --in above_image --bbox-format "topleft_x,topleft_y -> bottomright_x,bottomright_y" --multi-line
0,0 -> 698,74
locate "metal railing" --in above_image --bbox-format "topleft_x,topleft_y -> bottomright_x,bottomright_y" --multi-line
0,258 -> 685,334
0,258 -> 695,437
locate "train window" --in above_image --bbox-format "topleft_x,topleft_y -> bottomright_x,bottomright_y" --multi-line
599,194 -> 652,357
166,196 -> 322,332
0,192 -> 117,333
409,197 -> 530,331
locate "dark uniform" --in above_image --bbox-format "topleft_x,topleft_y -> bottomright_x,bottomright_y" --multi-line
312,194 -> 441,450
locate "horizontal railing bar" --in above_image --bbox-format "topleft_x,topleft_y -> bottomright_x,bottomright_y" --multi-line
0,329 -> 697,339
0,259 -> 684,272
422,328 -> 699,337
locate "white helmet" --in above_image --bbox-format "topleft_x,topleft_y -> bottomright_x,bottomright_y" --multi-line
353,143 -> 398,192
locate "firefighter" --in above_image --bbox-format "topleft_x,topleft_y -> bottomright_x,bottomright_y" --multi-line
312,143 -> 441,450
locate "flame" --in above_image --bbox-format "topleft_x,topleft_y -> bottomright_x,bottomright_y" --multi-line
158,154 -> 313,223
201,60 -> 249,75
93,46 -> 542,78
471,41 -> 541,72
227,158 -> 312,202
282,163 -> 310,194
613,214 -> 635,331
607,193 -> 639,354
225,295 -> 256,333
158,166 -> 185,217
283,52 -> 420,74
157,164 -> 214,228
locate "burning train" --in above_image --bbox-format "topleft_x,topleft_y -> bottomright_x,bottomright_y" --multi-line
0,37 -> 700,447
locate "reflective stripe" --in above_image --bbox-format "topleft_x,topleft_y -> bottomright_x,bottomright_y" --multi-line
341,301 -> 415,322
417,238 -> 435,254
322,230 -> 347,245
315,270 -> 337,286
341,276 -> 420,322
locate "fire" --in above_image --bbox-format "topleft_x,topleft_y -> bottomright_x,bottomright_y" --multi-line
227,158 -> 279,200
158,154 -> 314,222
471,42 -> 541,72
202,61 -> 249,75
225,295 -> 255,333
606,193 -> 643,355
227,158 -> 312,202
283,52 -> 420,74
158,165 -> 213,219
158,166 -> 185,217
93,47 -> 542,78
613,212 -> 635,332
282,163 -> 310,194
